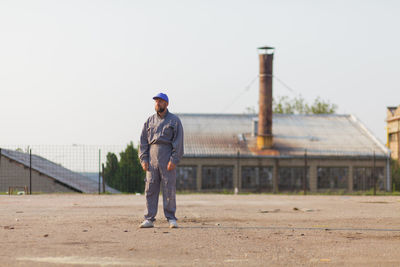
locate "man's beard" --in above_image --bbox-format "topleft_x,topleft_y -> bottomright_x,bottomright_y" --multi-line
157,107 -> 165,113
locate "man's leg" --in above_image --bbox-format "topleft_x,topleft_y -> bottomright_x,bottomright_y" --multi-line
144,167 -> 161,222
161,167 -> 177,221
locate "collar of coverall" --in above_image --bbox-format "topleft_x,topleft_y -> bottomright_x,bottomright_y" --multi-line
157,108 -> 169,119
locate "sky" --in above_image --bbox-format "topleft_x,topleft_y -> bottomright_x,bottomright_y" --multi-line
1,0 -> 399,147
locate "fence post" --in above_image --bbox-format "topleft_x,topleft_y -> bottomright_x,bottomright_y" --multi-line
98,149 -> 101,194
236,150 -> 240,194
373,150 -> 376,195
29,149 -> 32,195
102,163 -> 105,193
0,148 -> 2,190
387,152 -> 391,192
304,149 -> 307,195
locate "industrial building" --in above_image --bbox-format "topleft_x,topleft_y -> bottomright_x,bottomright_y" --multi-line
387,106 -> 400,163
175,47 -> 391,193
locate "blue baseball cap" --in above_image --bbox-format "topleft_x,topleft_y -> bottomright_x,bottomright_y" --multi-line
153,93 -> 169,103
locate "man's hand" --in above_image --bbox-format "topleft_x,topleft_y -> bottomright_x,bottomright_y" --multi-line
167,161 -> 176,171
141,162 -> 149,171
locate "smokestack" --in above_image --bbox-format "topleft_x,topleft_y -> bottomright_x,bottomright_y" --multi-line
257,46 -> 274,149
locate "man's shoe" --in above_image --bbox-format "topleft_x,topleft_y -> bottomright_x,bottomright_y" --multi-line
169,220 -> 178,228
139,220 -> 154,228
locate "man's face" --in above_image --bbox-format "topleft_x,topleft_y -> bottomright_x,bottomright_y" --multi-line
154,98 -> 168,113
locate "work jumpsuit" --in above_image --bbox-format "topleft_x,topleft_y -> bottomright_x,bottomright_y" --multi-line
139,110 -> 184,222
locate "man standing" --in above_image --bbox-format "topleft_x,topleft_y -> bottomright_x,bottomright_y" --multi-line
139,93 -> 184,228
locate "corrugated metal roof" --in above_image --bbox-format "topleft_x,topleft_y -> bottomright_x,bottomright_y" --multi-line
0,149 -> 120,193
178,113 -> 389,158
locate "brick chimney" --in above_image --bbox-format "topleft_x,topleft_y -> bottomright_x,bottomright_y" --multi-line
257,46 -> 274,149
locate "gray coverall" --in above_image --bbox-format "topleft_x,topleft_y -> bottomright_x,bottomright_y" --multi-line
139,110 -> 184,222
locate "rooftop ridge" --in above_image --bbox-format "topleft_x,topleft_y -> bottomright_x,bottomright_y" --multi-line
176,113 -> 351,117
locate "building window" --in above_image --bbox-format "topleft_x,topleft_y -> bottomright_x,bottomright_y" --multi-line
389,133 -> 398,142
353,167 -> 384,191
176,166 -> 197,191
317,167 -> 348,190
241,166 -> 273,191
278,167 -> 309,191
202,166 -> 233,190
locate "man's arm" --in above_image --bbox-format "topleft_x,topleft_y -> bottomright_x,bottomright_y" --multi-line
169,118 -> 184,170
139,121 -> 150,171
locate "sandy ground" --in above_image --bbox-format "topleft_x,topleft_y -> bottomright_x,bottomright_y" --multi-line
1,194 -> 400,266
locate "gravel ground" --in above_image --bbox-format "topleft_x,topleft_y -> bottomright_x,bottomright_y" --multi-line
1,194 -> 400,266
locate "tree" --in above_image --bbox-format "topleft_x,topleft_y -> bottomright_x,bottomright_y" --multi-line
309,97 -> 337,114
103,142 -> 145,193
272,96 -> 295,114
104,152 -> 119,189
273,95 -> 337,114
117,142 -> 145,193
244,106 -> 257,114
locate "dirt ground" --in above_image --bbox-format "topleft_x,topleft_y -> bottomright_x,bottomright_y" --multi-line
1,194 -> 400,266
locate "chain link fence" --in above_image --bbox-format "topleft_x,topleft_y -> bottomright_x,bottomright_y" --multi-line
0,145 -> 391,195
0,144 -> 144,194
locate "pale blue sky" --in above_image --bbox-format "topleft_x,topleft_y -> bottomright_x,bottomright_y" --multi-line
0,0 -> 399,146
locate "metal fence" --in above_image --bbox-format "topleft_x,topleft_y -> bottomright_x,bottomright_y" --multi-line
177,148 -> 390,194
0,145 -> 392,194
0,145 -> 129,194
